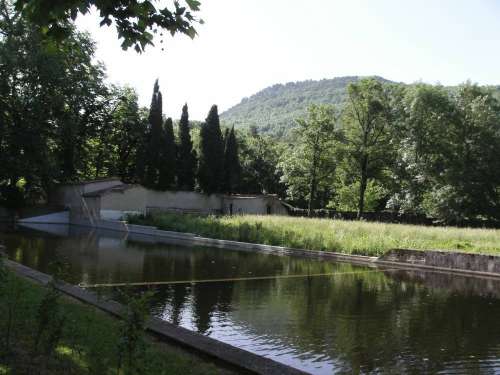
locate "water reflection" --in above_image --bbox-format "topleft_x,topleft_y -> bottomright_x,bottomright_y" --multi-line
2,224 -> 500,374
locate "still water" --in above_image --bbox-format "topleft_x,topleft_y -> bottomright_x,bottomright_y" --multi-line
2,224 -> 500,374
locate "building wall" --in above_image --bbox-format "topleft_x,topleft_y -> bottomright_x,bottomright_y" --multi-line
100,186 -> 148,212
49,179 -> 123,208
50,185 -> 84,208
222,196 -> 289,216
70,196 -> 101,225
146,190 -> 222,213
100,188 -> 222,214
51,180 -> 289,223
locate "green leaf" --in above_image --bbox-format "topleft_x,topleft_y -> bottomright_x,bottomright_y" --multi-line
185,0 -> 201,11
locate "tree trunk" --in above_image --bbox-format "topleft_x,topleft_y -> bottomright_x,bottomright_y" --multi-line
357,154 -> 368,219
307,152 -> 319,217
307,172 -> 317,217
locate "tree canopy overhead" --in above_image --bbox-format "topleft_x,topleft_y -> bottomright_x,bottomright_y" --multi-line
13,0 -> 203,52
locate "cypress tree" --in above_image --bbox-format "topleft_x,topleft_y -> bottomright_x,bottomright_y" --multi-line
223,126 -> 241,193
198,105 -> 225,194
143,79 -> 163,188
177,104 -> 197,190
157,117 -> 177,190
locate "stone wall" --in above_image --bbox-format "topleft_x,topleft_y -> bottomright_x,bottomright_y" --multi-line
379,248 -> 500,275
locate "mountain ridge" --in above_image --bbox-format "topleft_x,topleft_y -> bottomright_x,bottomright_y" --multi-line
220,75 -> 395,137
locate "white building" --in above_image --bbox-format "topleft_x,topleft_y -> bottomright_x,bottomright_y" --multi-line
49,178 -> 290,223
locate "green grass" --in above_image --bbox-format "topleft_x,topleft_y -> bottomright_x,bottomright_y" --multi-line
0,271 -> 221,375
128,213 -> 500,257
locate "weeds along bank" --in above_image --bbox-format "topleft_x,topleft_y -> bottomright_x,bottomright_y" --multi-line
0,261 -> 219,375
128,213 -> 500,256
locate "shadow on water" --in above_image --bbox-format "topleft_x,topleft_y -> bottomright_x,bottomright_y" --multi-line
2,223 -> 500,374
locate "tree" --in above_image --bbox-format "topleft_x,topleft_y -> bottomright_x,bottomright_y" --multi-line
422,84 -> 500,223
339,78 -> 393,218
157,117 -> 177,190
223,127 -> 241,193
13,0 -> 203,52
198,105 -> 224,194
177,104 -> 196,190
279,104 -> 338,215
238,130 -> 285,196
142,79 -> 163,188
91,86 -> 148,181
0,0 -> 108,202
386,84 -> 455,214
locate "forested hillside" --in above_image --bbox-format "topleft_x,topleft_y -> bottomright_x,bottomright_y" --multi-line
220,76 -> 394,137
221,77 -> 500,137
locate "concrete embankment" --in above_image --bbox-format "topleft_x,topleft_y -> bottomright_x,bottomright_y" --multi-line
377,248 -> 500,279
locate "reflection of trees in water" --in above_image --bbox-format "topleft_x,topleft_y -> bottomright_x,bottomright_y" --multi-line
191,282 -> 235,334
1,229 -> 82,282
230,271 -> 500,373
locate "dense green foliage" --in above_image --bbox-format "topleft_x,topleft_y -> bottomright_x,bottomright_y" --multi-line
197,105 -> 225,194
237,128 -> 285,195
157,117 -> 177,190
177,104 -> 197,190
0,268 -> 218,374
279,104 -> 338,214
13,0 -> 203,52
0,2 -> 252,203
222,127 -> 241,193
3,0 -> 500,225
128,213 -> 500,256
388,84 -> 500,223
339,79 -> 393,217
0,1 -> 113,204
271,78 -> 500,225
142,80 -> 164,188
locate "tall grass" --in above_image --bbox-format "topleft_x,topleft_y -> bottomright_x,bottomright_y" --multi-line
128,213 -> 500,256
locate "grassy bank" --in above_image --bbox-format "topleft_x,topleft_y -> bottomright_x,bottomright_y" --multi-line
128,213 -> 500,256
0,266 -> 221,375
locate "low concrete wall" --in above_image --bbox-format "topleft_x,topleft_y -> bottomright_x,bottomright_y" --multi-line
5,259 -> 306,375
378,249 -> 500,277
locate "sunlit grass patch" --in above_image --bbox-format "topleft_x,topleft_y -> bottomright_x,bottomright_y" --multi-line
128,213 -> 500,256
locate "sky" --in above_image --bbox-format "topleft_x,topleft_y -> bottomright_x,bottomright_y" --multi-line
76,0 -> 500,120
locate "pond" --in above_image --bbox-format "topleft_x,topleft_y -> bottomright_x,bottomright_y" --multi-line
2,223 -> 500,374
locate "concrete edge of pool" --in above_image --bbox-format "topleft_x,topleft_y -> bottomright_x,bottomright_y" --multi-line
3,258 -> 309,375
